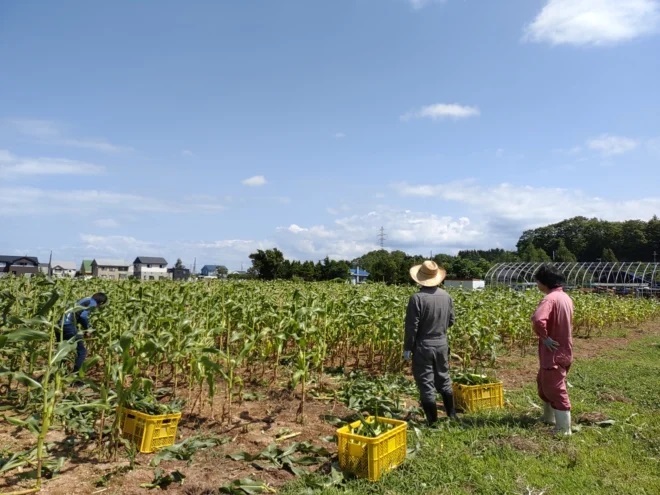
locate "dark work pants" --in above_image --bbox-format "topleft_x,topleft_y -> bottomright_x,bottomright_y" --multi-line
412,341 -> 452,403
57,323 -> 87,373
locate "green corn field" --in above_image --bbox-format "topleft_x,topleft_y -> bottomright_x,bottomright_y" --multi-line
1,277 -> 659,492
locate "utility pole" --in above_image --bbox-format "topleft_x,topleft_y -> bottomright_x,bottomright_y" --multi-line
378,226 -> 387,249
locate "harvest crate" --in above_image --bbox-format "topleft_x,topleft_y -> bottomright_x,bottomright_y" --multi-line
336,416 -> 407,481
453,381 -> 504,412
117,407 -> 181,453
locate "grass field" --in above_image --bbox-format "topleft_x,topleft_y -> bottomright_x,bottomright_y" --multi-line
282,333 -> 660,495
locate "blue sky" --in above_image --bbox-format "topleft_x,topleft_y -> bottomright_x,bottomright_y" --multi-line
1,0 -> 659,270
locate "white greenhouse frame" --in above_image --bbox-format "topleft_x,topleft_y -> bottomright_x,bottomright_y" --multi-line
485,262 -> 660,294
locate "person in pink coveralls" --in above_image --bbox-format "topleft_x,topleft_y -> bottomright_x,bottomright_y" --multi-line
531,264 -> 574,435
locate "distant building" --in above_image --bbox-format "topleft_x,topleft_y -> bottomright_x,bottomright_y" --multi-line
200,265 -> 220,277
443,279 -> 485,291
168,267 -> 191,281
79,259 -> 93,277
51,261 -> 77,278
38,262 -> 50,275
92,259 -> 131,280
350,268 -> 370,285
0,256 -> 40,277
133,257 -> 170,280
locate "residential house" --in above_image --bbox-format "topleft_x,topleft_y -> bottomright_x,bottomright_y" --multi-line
38,262 -> 50,275
79,259 -> 93,278
133,257 -> 170,280
51,261 -> 77,278
443,279 -> 485,291
349,268 -> 370,285
168,267 -> 191,281
200,265 -> 220,277
92,259 -> 131,280
0,256 -> 40,277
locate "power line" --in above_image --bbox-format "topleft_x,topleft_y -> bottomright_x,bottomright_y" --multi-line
378,226 -> 387,249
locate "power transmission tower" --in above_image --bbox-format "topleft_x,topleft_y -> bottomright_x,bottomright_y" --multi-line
378,226 -> 387,249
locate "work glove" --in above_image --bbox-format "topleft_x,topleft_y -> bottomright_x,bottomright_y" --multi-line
542,337 -> 559,351
403,350 -> 412,362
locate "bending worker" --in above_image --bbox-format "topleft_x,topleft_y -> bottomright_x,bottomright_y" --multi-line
404,260 -> 457,425
57,292 -> 108,374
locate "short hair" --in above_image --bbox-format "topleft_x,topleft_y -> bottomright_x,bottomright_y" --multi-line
534,264 -> 566,289
92,292 -> 108,306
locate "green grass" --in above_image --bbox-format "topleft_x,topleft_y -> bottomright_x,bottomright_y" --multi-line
283,336 -> 660,495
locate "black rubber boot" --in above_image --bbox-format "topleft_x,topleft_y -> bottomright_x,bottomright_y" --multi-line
441,391 -> 457,419
421,401 -> 438,426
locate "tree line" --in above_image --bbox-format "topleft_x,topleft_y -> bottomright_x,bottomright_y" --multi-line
242,216 -> 660,283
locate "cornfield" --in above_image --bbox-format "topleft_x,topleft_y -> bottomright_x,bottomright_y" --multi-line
1,276 -> 659,489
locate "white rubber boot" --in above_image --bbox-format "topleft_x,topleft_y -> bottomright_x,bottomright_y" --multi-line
553,409 -> 572,436
541,402 -> 555,425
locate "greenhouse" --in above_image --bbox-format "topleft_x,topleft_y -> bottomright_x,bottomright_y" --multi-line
485,262 -> 660,295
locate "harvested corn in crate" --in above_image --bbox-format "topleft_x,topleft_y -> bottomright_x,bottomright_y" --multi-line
336,416 -> 407,481
452,373 -> 504,412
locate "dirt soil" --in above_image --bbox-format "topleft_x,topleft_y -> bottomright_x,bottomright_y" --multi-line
2,321 -> 658,495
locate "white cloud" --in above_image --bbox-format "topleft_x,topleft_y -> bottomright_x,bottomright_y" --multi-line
0,187 -> 228,216
0,149 -> 105,178
7,119 -> 130,153
79,234 -> 156,255
401,103 -> 480,121
242,175 -> 267,187
93,218 -> 120,228
0,150 -> 14,162
587,134 -> 639,155
394,180 -> 660,228
524,0 -> 660,46
283,224 -> 335,238
181,149 -> 195,157
334,132 -> 346,139
408,0 -> 445,10
36,177 -> 660,270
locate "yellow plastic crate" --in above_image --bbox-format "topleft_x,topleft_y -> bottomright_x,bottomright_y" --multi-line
117,407 -> 181,453
336,416 -> 407,481
453,381 -> 504,412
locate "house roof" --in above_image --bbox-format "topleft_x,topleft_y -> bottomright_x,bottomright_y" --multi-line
133,256 -> 168,265
52,261 -> 77,270
0,255 -> 39,264
350,268 -> 370,277
93,259 -> 130,267
201,264 -> 219,271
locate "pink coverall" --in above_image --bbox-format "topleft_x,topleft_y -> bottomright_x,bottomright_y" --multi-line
531,287 -> 574,411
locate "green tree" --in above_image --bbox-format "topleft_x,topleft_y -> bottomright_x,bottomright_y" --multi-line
296,261 -> 316,281
248,248 -> 285,280
601,247 -> 618,262
554,239 -> 577,262
518,241 -> 551,262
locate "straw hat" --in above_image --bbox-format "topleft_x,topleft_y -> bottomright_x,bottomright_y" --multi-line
409,260 -> 446,287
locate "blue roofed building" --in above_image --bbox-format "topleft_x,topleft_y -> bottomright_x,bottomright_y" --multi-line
350,267 -> 369,285
200,265 -> 220,277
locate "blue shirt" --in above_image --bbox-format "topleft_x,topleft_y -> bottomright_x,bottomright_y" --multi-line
62,297 -> 98,329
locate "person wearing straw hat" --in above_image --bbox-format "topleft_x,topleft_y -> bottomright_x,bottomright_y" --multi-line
404,260 -> 457,425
